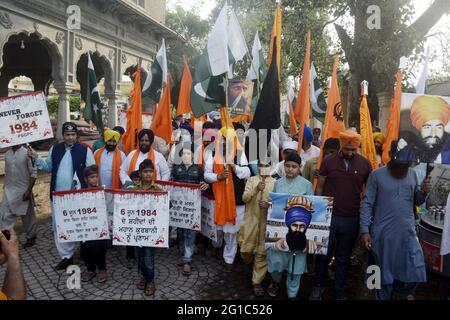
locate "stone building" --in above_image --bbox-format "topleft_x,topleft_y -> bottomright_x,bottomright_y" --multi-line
0,0 -> 177,137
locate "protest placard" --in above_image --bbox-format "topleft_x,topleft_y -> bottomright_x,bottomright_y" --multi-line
157,180 -> 201,231
0,91 -> 53,148
112,190 -> 169,248
200,194 -> 217,241
53,188 -> 109,243
266,193 -> 333,255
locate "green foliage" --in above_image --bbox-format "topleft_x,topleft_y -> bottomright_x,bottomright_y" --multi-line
46,95 -> 81,117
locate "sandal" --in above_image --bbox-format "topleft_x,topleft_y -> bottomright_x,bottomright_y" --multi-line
182,263 -> 191,276
136,278 -> 146,290
97,270 -> 108,283
144,281 -> 156,296
81,271 -> 96,282
253,284 -> 265,297
267,281 -> 279,297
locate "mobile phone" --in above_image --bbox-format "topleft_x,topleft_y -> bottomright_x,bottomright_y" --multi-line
0,230 -> 11,251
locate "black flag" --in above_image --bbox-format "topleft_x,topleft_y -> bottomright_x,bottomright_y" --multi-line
248,39 -> 281,162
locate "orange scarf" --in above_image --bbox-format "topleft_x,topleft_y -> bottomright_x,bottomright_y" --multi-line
94,147 -> 123,189
212,152 -> 236,226
128,148 -> 157,181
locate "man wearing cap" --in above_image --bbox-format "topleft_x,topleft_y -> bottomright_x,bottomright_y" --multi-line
310,129 -> 372,300
204,126 -> 251,271
120,129 -> 170,186
360,140 -> 431,300
28,122 -> 95,270
300,126 -> 321,167
94,129 -> 126,189
398,95 -> 450,164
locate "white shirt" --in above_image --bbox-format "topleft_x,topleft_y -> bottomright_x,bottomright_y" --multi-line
300,145 -> 320,165
203,149 -> 251,183
120,149 -> 171,184
94,148 -> 126,188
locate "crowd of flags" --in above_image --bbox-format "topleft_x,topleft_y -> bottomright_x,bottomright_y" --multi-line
82,1 -> 417,172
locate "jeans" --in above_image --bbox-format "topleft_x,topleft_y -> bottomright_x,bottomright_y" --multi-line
182,229 -> 197,263
137,247 -> 155,282
314,214 -> 359,299
126,246 -> 136,260
80,240 -> 108,272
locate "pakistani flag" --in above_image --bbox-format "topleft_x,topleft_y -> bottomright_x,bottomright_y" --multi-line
246,31 -> 266,113
310,62 -> 327,122
142,38 -> 167,104
190,3 -> 248,118
84,51 -> 103,131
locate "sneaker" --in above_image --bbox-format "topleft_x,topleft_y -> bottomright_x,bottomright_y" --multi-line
55,257 -> 73,271
267,281 -> 279,298
182,263 -> 191,276
81,271 -> 96,282
23,237 -> 36,249
97,270 -> 108,283
309,286 -> 324,300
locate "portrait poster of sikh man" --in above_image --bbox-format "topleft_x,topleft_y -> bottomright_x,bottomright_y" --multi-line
397,94 -> 450,165
228,79 -> 254,115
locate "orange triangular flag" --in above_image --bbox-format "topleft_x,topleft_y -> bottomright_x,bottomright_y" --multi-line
151,77 -> 173,145
294,31 -> 311,153
314,55 -> 346,188
121,70 -> 143,155
360,94 -> 378,169
176,60 -> 192,117
382,71 -> 403,165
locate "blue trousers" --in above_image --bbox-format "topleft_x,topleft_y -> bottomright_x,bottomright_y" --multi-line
137,247 -> 155,282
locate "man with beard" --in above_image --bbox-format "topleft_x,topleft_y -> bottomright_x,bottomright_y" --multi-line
373,132 -> 385,167
94,129 -> 126,189
360,140 -> 431,300
28,122 -> 95,270
120,129 -> 170,185
228,80 -> 250,114
265,196 -> 318,299
310,130 -> 372,300
398,96 -> 450,164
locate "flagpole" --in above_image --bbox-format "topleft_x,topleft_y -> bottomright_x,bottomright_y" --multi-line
224,74 -> 230,183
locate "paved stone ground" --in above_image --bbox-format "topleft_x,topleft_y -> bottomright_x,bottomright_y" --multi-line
0,217 -> 448,300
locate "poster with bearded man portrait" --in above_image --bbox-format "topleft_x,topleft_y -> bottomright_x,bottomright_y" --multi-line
397,93 -> 450,165
227,79 -> 254,116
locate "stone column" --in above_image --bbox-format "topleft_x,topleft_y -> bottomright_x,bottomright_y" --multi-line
54,82 -> 73,140
105,90 -> 121,128
377,91 -> 392,134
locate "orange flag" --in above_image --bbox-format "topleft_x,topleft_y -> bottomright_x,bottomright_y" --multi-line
268,3 -> 282,79
176,59 -> 192,117
151,77 -> 173,145
314,55 -> 346,187
121,70 -> 143,155
382,71 -> 403,165
294,31 -> 311,153
360,94 -> 378,169
288,97 -> 297,136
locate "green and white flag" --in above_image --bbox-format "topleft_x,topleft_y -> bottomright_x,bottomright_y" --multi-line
84,51 -> 103,131
246,31 -> 265,82
227,10 -> 248,79
142,38 -> 167,104
190,4 -> 229,117
310,62 -> 327,122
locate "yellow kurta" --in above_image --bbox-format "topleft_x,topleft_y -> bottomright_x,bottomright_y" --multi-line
238,176 -> 276,254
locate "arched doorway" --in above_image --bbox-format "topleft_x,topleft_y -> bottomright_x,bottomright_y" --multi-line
0,32 -> 61,97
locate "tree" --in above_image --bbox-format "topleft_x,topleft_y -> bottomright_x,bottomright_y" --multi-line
334,0 -> 450,125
